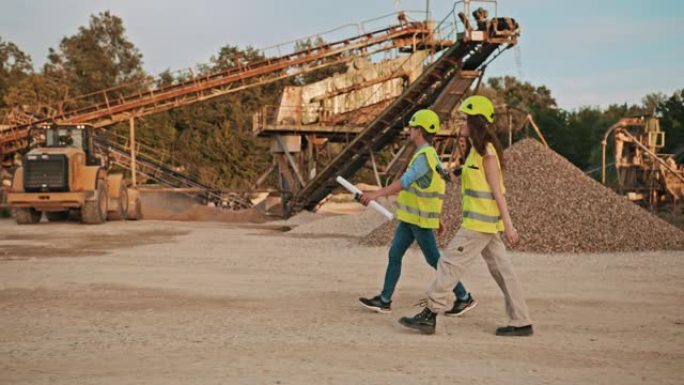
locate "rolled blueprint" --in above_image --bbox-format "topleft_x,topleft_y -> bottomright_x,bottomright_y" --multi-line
336,176 -> 394,220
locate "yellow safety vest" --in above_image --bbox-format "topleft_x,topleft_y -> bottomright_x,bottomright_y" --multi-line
396,146 -> 446,229
461,142 -> 505,233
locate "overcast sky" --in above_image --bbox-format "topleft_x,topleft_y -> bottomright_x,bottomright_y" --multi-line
1,0 -> 682,109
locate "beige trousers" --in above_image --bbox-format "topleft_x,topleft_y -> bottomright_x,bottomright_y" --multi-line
427,228 -> 533,327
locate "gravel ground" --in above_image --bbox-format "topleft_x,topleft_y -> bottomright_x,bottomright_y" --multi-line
1,219 -> 682,385
289,204 -> 391,238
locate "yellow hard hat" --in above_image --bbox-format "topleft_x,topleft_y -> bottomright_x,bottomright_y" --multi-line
408,109 -> 440,134
459,95 -> 495,123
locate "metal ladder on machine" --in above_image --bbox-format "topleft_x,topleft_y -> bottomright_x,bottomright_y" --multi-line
94,139 -> 253,209
289,18 -> 518,215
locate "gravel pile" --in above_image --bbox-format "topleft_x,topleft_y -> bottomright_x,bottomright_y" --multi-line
361,139 -> 684,253
289,204 -> 391,238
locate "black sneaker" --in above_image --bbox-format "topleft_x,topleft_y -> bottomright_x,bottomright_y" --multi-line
359,295 -> 391,313
495,325 -> 534,337
398,307 -> 437,334
444,295 -> 478,317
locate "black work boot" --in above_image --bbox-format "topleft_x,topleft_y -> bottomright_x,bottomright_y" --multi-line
444,294 -> 478,317
359,295 -> 391,313
495,325 -> 534,337
398,307 -> 437,334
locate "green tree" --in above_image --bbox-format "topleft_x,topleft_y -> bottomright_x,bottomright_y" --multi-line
3,73 -> 69,117
642,92 -> 666,114
485,76 -> 559,137
657,89 -> 684,159
0,37 -> 33,116
45,11 -> 146,104
210,45 -> 264,71
487,76 -> 556,111
3,12 -> 147,119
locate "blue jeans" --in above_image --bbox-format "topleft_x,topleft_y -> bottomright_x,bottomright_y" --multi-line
380,221 -> 469,302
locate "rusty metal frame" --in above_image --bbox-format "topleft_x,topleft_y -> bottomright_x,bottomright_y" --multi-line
1,21 -> 452,161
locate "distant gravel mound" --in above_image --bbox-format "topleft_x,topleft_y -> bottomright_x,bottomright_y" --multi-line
361,139 -> 684,253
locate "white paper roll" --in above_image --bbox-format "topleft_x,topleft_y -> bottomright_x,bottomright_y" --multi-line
336,176 -> 394,220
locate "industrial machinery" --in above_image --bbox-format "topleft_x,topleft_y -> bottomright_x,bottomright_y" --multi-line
0,11 -> 453,210
7,123 -> 142,224
601,116 -> 684,209
0,3 -> 519,217
0,13 -> 451,166
286,1 -> 521,216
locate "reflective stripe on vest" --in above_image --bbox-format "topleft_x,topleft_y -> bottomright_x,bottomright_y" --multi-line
461,143 -> 505,233
395,146 -> 446,229
397,203 -> 441,219
406,185 -> 446,199
463,210 -> 501,223
463,189 -> 494,199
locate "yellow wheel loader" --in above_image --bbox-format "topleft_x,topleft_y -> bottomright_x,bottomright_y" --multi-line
7,123 -> 142,224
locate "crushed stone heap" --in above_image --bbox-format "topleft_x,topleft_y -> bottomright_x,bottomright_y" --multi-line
361,139 -> 684,253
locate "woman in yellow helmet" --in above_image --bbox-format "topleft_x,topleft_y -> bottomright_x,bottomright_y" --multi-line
399,95 -> 534,336
357,109 -> 477,316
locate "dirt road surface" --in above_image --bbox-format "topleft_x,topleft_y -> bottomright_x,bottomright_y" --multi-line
1,218 -> 682,384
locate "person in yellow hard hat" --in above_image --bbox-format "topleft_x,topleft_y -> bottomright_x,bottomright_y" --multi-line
399,95 -> 533,336
358,109 -> 477,316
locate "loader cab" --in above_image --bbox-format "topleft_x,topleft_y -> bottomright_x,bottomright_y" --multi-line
45,126 -> 85,149
29,123 -> 102,166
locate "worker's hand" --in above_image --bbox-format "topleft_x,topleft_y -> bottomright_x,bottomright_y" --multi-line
503,226 -> 519,245
359,191 -> 380,206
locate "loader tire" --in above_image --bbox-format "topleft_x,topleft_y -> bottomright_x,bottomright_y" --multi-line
82,180 -> 107,224
107,184 -> 128,221
15,208 -> 41,224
